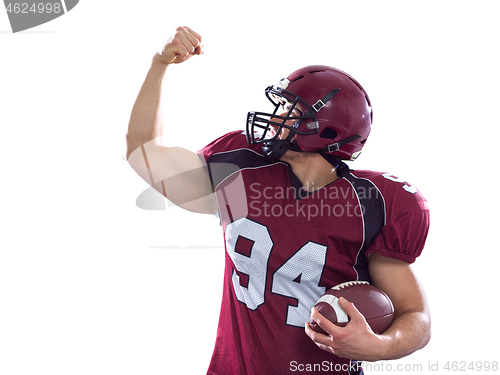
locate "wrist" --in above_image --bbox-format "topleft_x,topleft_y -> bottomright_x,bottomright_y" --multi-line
152,53 -> 172,67
146,54 -> 170,80
373,333 -> 394,361
355,332 -> 394,362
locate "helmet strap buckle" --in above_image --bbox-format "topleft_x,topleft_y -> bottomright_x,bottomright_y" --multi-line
312,99 -> 326,112
327,143 -> 340,152
312,89 -> 341,112
318,134 -> 362,154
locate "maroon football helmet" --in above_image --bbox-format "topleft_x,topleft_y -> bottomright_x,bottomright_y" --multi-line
246,65 -> 373,161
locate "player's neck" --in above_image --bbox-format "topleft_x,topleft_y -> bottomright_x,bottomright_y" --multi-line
281,151 -> 338,192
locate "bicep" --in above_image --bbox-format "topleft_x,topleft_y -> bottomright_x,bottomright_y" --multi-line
127,140 -> 217,214
368,254 -> 430,319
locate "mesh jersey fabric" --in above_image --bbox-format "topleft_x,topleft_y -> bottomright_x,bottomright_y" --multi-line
198,130 -> 430,375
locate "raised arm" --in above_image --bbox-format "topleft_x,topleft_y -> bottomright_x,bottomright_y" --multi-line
126,27 -> 217,214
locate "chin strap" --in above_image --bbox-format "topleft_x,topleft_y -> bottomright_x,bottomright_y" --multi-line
287,134 -> 361,154
262,140 -> 288,162
263,133 -> 361,162
262,128 -> 297,162
313,134 -> 361,153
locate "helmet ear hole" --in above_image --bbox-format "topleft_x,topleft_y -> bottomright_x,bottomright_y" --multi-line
319,128 -> 338,140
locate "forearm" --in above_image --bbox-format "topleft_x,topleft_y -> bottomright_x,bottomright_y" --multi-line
378,309 -> 431,361
126,55 -> 169,160
306,255 -> 432,362
123,27 -> 215,214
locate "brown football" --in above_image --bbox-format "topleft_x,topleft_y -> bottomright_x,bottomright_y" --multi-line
309,281 -> 394,334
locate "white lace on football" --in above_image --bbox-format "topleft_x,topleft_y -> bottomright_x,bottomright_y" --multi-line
329,280 -> 369,291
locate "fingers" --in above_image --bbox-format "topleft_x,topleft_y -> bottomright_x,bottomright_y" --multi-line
305,305 -> 351,357
338,297 -> 361,320
305,317 -> 336,355
157,26 -> 204,65
306,325 -> 336,354
174,26 -> 203,57
307,298 -> 366,339
309,305 -> 346,336
306,299 -> 380,360
182,26 -> 203,54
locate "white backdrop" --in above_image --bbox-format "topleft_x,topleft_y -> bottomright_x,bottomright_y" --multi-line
1,1 -> 499,374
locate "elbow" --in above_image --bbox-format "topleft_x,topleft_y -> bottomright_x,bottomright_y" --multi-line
125,134 -> 149,162
384,308 -> 431,360
125,134 -> 139,161
125,133 -> 162,161
419,310 -> 432,350
407,309 -> 432,355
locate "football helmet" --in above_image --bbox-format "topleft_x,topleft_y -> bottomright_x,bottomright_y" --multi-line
246,65 -> 373,162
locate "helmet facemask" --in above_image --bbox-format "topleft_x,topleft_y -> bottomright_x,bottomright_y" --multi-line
246,81 -> 319,161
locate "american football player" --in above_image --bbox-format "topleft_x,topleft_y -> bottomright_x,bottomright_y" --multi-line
126,26 -> 431,375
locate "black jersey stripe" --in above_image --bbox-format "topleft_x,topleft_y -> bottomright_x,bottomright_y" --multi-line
343,173 -> 386,282
206,148 -> 281,188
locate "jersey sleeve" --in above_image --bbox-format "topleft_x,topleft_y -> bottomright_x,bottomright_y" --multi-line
197,130 -> 246,162
366,197 -> 430,264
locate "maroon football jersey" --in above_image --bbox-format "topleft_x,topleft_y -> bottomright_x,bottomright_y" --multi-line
199,131 -> 429,375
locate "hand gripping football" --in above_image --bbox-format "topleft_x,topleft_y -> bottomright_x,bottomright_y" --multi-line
309,281 -> 394,334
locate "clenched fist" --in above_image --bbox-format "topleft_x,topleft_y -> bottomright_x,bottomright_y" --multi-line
156,26 -> 204,65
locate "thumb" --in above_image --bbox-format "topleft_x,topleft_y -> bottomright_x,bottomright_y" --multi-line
156,38 -> 178,64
